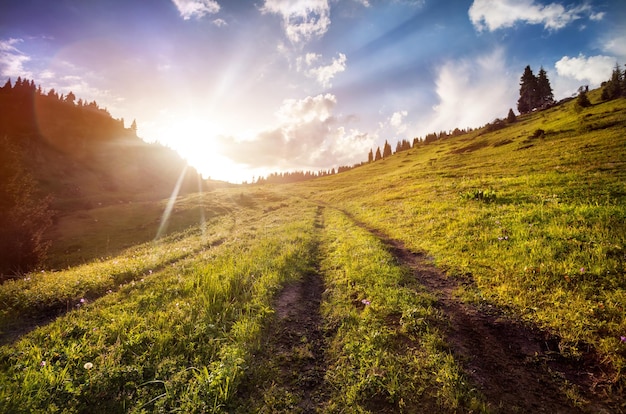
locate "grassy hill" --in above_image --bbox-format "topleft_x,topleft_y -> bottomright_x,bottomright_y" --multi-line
0,90 -> 624,412
0,79 -> 233,270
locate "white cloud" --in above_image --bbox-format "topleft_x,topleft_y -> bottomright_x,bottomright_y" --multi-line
218,94 -> 373,170
0,38 -> 33,79
421,48 -> 515,135
261,0 -> 331,44
389,110 -> 408,133
297,52 -> 347,88
212,18 -> 227,27
469,0 -> 601,31
555,54 -> 615,86
171,0 -> 220,20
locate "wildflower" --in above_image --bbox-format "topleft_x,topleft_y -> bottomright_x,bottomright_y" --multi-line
84,362 -> 93,370
621,336 -> 626,343
40,361 -> 46,367
361,299 -> 371,306
80,298 -> 86,303
580,267 -> 585,273
148,270 -> 153,275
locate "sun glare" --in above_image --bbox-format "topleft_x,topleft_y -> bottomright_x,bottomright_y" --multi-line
146,115 -> 249,183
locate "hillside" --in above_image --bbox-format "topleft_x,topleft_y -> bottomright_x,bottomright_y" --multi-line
0,79 -> 203,210
0,90 -> 624,413
0,79 -> 227,270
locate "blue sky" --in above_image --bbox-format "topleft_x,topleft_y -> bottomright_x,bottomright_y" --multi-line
1,0 -> 624,182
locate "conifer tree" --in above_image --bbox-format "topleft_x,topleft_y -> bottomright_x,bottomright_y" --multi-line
382,140 -> 392,158
507,108 -> 517,123
374,147 -> 382,161
576,86 -> 591,109
536,67 -> 554,108
517,66 -> 537,114
602,63 -> 624,100
368,148 -> 374,163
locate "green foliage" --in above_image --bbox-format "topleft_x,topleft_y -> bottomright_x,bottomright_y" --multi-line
576,88 -> 592,110
460,188 -> 497,203
518,65 -> 554,114
506,108 -> 517,123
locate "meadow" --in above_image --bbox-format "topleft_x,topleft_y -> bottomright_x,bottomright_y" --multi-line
0,92 -> 624,412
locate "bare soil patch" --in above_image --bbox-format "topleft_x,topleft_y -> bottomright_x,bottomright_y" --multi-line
233,268 -> 329,413
374,231 -> 621,413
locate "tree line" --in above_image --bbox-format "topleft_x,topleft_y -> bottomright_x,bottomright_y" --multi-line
0,77 -> 140,278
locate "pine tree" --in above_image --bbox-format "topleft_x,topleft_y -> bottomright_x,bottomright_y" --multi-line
603,63 -> 624,100
130,119 -> 138,133
517,66 -> 537,114
368,148 -> 374,163
65,91 -> 76,105
576,86 -> 591,109
506,108 -> 517,123
536,67 -> 554,108
374,147 -> 382,161
382,140 -> 392,158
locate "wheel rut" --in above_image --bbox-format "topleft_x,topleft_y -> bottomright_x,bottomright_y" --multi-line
234,207 -> 329,413
370,227 -> 619,413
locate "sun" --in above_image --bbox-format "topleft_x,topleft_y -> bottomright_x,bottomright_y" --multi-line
145,115 -> 248,183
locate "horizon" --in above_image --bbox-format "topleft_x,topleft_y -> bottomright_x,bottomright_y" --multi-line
1,0 -> 625,183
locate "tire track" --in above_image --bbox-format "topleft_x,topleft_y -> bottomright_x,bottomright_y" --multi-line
233,206 -> 329,413
365,226 -> 618,413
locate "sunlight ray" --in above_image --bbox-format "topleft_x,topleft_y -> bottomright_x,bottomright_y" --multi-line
155,165 -> 188,240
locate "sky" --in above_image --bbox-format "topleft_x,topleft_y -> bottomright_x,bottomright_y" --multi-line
1,0 -> 625,183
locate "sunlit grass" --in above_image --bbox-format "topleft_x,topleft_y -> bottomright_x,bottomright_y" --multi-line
0,92 -> 624,411
296,95 -> 626,389
0,196 -> 319,413
319,208 -> 486,412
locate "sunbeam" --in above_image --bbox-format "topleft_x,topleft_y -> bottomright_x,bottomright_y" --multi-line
155,164 -> 188,240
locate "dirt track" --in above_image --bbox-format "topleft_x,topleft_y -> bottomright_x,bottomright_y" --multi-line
377,230 -> 619,413
237,207 -> 621,413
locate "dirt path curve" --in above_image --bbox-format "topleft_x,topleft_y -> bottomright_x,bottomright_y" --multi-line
369,228 -> 619,413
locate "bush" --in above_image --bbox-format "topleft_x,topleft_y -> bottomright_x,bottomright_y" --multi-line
460,189 -> 497,203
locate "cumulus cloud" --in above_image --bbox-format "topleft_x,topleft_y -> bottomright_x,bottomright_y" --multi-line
421,48 -> 515,135
0,38 -> 33,78
212,18 -> 227,27
469,0 -> 601,31
389,110 -> 408,133
217,94 -> 372,169
171,0 -> 220,20
261,0 -> 331,44
555,54 -> 615,86
297,52 -> 347,88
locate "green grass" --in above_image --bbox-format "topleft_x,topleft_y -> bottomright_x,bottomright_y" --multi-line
296,95 -> 626,388
0,194 -> 319,413
1,91 -> 624,411
319,208 -> 485,412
